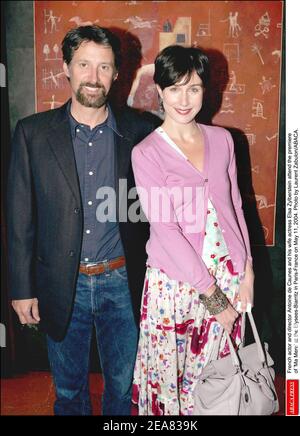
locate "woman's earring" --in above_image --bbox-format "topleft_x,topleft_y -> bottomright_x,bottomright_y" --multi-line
158,96 -> 164,113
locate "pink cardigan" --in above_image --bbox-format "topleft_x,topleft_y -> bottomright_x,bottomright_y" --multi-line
131,124 -> 252,294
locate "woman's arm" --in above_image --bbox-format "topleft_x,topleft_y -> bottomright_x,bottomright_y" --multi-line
227,131 -> 253,266
226,131 -> 254,309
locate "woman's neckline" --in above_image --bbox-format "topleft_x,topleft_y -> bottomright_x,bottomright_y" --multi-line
155,124 -> 208,176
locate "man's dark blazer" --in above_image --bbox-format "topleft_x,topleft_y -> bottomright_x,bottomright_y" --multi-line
7,100 -> 155,341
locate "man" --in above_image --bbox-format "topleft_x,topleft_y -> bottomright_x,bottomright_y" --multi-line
7,26 -> 154,415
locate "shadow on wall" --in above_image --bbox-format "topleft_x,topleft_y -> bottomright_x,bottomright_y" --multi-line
108,27 -> 143,109
108,26 -> 161,127
198,48 -> 284,374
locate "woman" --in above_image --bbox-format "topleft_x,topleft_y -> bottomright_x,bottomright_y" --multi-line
131,45 -> 254,415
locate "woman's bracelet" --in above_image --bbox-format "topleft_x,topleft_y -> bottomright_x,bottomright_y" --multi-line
200,285 -> 229,315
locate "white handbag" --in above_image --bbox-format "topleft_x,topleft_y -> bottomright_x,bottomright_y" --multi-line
193,312 -> 279,415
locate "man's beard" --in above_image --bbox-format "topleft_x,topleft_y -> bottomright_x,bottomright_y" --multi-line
76,82 -> 108,108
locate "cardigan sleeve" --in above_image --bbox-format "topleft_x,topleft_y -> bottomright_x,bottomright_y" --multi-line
132,145 -> 215,294
226,131 -> 253,265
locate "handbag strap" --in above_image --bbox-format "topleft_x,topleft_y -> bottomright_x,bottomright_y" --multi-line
208,312 -> 246,363
225,311 -> 267,369
241,311 -> 246,346
247,311 -> 266,363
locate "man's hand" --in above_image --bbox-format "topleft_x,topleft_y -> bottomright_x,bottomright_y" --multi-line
11,298 -> 40,325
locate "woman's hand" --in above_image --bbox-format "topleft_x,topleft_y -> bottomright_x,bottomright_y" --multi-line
238,260 -> 254,312
203,284 -> 239,334
215,304 -> 239,334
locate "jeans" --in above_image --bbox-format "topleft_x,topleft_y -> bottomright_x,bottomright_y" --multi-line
47,264 -> 138,415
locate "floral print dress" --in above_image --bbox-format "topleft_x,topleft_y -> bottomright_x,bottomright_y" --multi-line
132,199 -> 245,415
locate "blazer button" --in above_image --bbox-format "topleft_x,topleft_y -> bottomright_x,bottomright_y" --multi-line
74,208 -> 80,214
69,250 -> 75,257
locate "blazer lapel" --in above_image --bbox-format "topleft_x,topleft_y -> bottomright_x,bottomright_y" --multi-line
46,103 -> 81,205
114,117 -> 134,221
115,133 -> 132,180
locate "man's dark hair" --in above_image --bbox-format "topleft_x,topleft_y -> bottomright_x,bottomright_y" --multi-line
154,45 -> 210,90
61,25 -> 122,70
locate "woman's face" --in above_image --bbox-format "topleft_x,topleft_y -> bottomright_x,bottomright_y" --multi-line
157,70 -> 204,125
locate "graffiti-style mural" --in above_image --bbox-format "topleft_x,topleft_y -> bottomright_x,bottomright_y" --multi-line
34,1 -> 283,246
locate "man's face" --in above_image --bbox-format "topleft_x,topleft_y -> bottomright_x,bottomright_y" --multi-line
63,40 -> 118,108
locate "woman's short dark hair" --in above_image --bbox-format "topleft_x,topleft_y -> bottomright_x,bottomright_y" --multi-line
153,45 -> 209,90
61,25 -> 122,70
